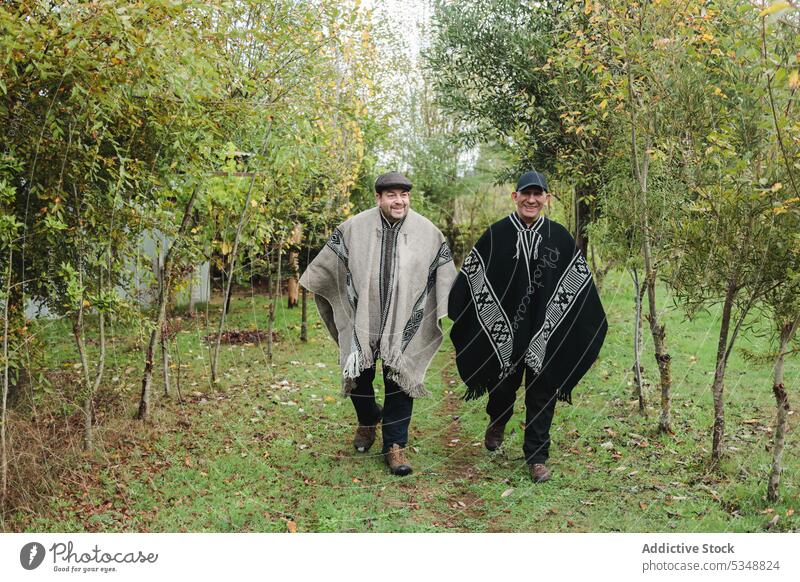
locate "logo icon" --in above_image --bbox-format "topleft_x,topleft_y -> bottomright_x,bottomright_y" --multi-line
20,542 -> 46,570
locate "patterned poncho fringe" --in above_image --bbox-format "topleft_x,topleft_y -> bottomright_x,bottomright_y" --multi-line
300,207 -> 457,398
448,214 -> 608,403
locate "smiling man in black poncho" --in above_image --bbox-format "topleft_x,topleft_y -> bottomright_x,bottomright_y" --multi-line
448,170 -> 608,483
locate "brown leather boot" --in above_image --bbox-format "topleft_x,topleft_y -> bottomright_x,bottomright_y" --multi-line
484,420 -> 506,451
529,463 -> 551,483
353,425 -> 377,452
384,443 -> 413,476
353,405 -> 382,452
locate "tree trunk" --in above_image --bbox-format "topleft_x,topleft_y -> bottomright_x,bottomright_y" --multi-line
711,275 -> 737,464
90,311 -> 105,448
287,272 -> 299,308
72,310 -> 99,452
629,267 -> 646,414
5,254 -> 31,411
72,266 -> 106,452
172,333 -> 183,403
1,250 -> 11,502
286,223 -> 302,309
224,283 -> 233,314
300,286 -> 308,343
573,184 -> 592,257
138,185 -> 200,420
267,243 -> 282,365
161,321 -> 170,397
767,318 -> 798,502
211,120 -> 273,383
643,239 -> 672,433
187,267 -> 196,317
628,72 -> 671,434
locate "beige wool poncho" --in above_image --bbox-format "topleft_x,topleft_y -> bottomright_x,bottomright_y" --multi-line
300,207 -> 457,397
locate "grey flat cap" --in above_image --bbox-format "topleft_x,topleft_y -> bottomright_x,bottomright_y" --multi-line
375,171 -> 412,193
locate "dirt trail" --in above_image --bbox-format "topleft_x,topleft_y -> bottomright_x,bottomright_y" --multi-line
426,364 -> 491,530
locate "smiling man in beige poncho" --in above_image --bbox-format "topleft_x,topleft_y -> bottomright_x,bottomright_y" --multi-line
300,172 -> 457,476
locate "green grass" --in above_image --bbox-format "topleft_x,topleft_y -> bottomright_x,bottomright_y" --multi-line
7,270 -> 799,532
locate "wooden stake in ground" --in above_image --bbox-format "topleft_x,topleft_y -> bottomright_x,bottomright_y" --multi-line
286,223 -> 302,308
137,185 -> 201,421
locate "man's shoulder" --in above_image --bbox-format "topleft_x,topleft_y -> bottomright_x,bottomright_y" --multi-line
488,214 -> 513,231
337,207 -> 379,231
405,209 -> 445,236
539,217 -> 572,240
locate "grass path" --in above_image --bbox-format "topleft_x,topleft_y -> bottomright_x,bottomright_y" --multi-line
7,271 -> 800,532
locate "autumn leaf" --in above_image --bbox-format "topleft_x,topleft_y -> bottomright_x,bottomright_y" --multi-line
764,515 -> 780,530
286,520 -> 297,533
789,71 -> 800,91
759,2 -> 791,17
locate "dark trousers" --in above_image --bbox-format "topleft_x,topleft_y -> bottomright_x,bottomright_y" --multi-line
486,365 -> 558,464
350,364 -> 413,453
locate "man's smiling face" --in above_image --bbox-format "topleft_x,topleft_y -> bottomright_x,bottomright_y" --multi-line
376,187 -> 410,222
512,186 -> 550,224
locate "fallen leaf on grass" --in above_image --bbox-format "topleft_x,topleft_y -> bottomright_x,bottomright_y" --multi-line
639,502 -> 648,510
501,488 -> 514,498
787,508 -> 795,517
764,515 -> 779,530
286,520 -> 297,533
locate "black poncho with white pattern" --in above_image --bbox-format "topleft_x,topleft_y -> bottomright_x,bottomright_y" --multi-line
448,213 -> 608,402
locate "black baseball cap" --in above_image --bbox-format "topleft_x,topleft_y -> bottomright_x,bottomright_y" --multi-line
516,170 -> 549,193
